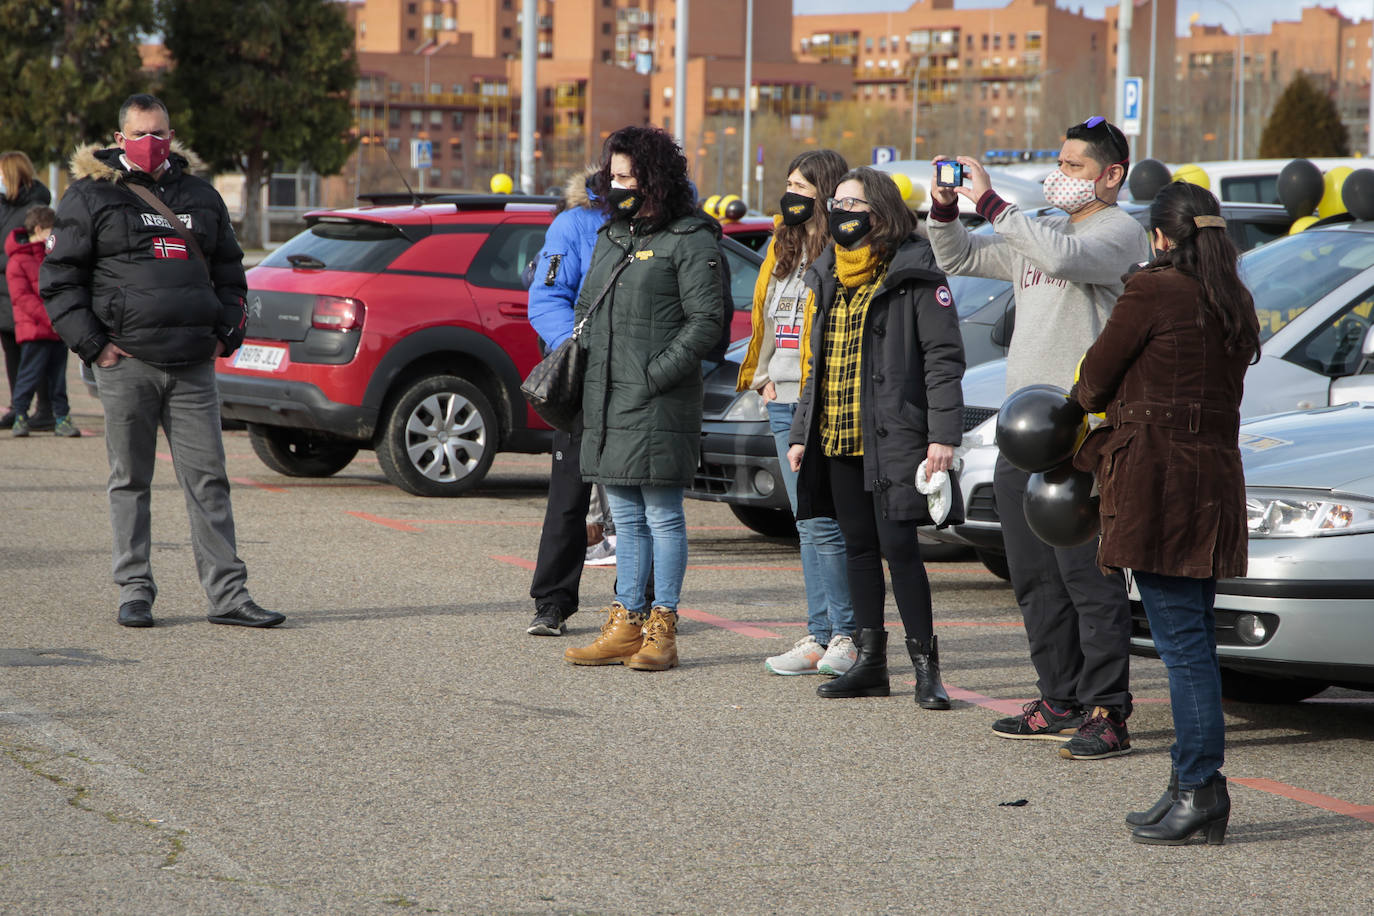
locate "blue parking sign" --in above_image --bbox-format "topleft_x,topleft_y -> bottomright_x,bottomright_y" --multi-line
872,146 -> 898,165
1121,77 -> 1142,137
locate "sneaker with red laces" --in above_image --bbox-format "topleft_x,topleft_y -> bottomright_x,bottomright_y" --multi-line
1059,706 -> 1133,759
991,699 -> 1084,740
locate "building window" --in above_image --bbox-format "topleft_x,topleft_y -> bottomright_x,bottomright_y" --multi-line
452,112 -> 464,128
430,82 -> 441,95
879,37 -> 887,51
866,37 -> 874,50
407,3 -> 416,13
389,109 -> 401,127
407,28 -> 416,40
602,22 -> 611,34
410,82 -> 422,94
1026,31 -> 1042,50
966,34 -> 973,49
982,34 -> 989,50
993,33 -> 1001,50
502,27 -> 512,39
430,110 -> 442,125
410,110 -> 422,126
1008,33 -> 1016,50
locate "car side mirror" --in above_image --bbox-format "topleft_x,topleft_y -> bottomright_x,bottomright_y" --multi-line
990,301 -> 1016,348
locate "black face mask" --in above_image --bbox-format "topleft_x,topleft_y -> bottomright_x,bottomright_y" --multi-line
828,209 -> 872,247
779,191 -> 814,226
607,187 -> 643,219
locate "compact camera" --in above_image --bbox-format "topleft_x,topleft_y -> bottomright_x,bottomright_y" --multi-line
935,160 -> 966,188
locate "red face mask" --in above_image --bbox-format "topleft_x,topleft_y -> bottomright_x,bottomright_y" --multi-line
123,134 -> 172,173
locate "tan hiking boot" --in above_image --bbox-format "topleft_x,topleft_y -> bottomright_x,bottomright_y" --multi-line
627,606 -> 679,671
564,602 -> 645,666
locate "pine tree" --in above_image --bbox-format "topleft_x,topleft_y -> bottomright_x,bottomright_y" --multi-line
0,0 -> 156,175
1258,72 -> 1350,158
162,0 -> 358,248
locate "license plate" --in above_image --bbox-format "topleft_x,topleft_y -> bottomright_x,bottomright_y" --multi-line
233,344 -> 287,372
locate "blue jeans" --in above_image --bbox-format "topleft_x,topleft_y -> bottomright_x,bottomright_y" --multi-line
603,485 -> 687,613
1135,571 -> 1224,789
767,401 -> 855,643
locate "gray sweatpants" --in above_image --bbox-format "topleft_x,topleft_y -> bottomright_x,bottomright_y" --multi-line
93,356 -> 249,614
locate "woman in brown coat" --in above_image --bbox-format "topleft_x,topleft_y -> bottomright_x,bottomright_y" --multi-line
1071,181 -> 1259,846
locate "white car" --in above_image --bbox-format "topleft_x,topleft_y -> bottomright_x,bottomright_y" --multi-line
930,218 -> 1374,577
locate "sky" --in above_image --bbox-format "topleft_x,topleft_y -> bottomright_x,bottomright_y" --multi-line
792,0 -> 1373,35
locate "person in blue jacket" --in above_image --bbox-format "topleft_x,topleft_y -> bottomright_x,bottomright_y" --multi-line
525,168 -> 610,636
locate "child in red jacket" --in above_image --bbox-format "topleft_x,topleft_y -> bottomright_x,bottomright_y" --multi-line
6,207 -> 79,437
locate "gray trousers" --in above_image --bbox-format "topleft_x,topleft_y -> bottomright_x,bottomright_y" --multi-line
994,455 -> 1133,712
93,357 -> 249,613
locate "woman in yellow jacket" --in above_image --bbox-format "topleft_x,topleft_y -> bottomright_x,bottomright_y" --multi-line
736,149 -> 856,677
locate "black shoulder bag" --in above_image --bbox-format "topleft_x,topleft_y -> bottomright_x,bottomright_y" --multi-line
520,251 -> 633,432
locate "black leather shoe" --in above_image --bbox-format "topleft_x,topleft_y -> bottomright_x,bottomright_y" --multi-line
208,600 -> 286,628
1126,766 -> 1179,827
817,627 -> 891,698
118,599 -> 154,628
1131,774 -> 1230,846
905,634 -> 952,710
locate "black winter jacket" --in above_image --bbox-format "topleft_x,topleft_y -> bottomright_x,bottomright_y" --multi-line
40,145 -> 246,366
0,180 -> 52,332
790,236 -> 966,523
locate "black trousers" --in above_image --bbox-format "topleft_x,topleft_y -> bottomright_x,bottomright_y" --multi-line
993,455 -> 1132,712
1,329 -> 49,415
826,455 -> 934,641
529,427 -> 593,614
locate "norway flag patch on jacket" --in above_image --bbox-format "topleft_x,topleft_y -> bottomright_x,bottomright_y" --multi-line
152,237 -> 189,260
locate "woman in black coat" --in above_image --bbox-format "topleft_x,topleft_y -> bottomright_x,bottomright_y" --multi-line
787,166 -> 966,707
0,151 -> 52,428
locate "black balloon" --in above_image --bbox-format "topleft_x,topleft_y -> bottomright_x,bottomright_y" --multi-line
1277,159 -> 1324,220
1024,462 -> 1100,548
1341,169 -> 1374,221
1128,158 -> 1172,203
995,384 -> 1088,473
723,198 -> 748,221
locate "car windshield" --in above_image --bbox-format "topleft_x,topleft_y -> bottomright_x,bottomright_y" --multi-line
946,274 -> 1011,318
1240,229 -> 1374,342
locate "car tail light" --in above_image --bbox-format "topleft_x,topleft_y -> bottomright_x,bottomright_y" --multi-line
312,296 -> 365,330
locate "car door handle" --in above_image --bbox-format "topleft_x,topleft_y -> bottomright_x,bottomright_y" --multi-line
498,302 -> 527,318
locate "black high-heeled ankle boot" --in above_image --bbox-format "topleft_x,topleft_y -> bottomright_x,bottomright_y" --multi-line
1131,774 -> 1230,846
1125,766 -> 1179,827
905,635 -> 951,710
817,627 -> 890,698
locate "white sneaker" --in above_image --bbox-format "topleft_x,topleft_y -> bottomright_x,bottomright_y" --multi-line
764,634 -> 825,675
817,634 -> 857,676
585,534 -> 617,566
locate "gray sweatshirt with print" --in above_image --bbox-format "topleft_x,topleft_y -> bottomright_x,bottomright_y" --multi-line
927,200 -> 1149,395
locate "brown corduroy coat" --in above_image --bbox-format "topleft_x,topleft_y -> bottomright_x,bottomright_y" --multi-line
1071,265 -> 1256,579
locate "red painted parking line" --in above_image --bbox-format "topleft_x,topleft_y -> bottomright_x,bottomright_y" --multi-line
677,607 -> 784,639
348,511 -> 423,532
491,555 -> 536,571
1231,777 -> 1374,825
231,477 -> 287,493
943,686 -> 1031,718
348,513 -> 541,530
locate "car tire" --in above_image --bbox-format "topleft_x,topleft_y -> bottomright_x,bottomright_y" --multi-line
247,424 -> 359,477
975,548 -> 1012,580
376,374 -> 497,497
1219,669 -> 1329,704
729,504 -> 799,539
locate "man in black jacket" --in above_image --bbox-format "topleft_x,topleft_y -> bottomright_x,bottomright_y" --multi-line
41,93 -> 284,629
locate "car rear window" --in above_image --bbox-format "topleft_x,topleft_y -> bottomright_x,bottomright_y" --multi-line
260,220 -> 413,272
1242,230 -> 1374,342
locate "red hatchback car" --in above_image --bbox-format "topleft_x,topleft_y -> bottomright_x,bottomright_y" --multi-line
216,194 -> 763,496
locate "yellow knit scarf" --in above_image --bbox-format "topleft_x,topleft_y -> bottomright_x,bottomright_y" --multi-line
833,243 -> 883,289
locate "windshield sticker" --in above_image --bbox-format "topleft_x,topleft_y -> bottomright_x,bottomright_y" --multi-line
1238,433 -> 1290,452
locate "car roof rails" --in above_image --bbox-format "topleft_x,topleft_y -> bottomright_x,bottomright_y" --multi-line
355,191 -> 560,209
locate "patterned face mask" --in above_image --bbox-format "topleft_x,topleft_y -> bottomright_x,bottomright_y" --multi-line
1042,168 -> 1099,214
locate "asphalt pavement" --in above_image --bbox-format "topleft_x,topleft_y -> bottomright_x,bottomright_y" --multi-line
2,363 -> 1372,915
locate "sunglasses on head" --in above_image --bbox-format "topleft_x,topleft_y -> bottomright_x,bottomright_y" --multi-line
1076,116 -> 1129,162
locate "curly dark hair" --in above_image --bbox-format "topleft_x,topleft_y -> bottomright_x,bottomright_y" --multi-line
773,149 -> 848,279
597,125 -> 695,231
838,166 -> 916,264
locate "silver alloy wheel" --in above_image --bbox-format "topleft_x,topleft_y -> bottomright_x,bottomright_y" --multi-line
403,391 -> 488,483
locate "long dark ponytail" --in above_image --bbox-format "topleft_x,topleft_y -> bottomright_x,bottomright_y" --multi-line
1149,181 -> 1260,363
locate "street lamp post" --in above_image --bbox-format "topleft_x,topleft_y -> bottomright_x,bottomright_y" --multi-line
1206,0 -> 1245,159
909,58 -> 921,160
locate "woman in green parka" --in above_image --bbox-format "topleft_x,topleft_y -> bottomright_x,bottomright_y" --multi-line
563,126 -> 724,673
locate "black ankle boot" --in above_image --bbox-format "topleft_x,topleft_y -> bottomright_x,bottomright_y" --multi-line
817,627 -> 889,698
905,635 -> 951,710
1131,774 -> 1230,846
1125,766 -> 1179,827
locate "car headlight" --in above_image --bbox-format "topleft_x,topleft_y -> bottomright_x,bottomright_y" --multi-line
722,390 -> 768,422
1245,488 -> 1374,537
961,413 -> 997,450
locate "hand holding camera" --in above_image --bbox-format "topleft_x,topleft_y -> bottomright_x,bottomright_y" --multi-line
929,155 -> 993,206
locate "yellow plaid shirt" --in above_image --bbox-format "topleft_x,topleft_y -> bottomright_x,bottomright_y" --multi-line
820,268 -> 885,457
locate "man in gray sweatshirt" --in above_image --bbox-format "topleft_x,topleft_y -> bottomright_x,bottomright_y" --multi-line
927,117 -> 1150,760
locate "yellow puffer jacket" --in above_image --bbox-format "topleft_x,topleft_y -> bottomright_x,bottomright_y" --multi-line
735,215 -> 818,393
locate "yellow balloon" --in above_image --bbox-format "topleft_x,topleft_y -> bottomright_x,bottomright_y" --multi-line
703,194 -> 721,218
1317,166 -> 1354,219
890,172 -> 914,201
490,173 -> 513,194
1172,164 -> 1211,190
1289,215 -> 1319,234
717,194 -> 740,220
